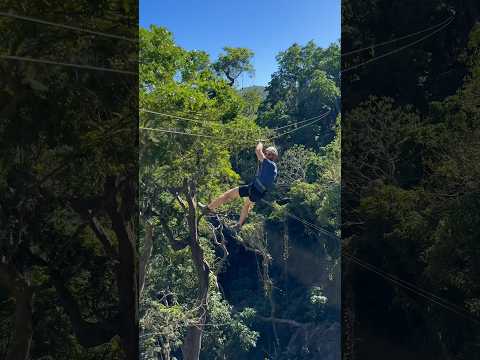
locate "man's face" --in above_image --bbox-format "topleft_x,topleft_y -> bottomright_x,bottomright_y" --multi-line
265,151 -> 276,161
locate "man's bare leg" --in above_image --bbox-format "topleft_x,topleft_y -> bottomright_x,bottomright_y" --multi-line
238,198 -> 254,226
208,187 -> 240,211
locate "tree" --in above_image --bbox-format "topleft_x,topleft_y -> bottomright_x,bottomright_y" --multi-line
140,26 -> 262,360
0,1 -> 138,358
341,16 -> 480,359
258,41 -> 340,150
213,47 -> 255,86
239,86 -> 265,118
139,26 -> 341,360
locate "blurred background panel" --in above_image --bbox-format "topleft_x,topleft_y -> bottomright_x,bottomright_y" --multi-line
0,1 -> 138,359
341,1 -> 480,358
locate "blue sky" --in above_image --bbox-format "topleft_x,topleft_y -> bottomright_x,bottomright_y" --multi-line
140,0 -> 340,87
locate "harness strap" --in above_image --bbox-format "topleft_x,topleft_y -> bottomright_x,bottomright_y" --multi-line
252,177 -> 267,194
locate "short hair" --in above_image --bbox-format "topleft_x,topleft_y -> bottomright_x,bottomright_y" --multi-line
265,146 -> 278,159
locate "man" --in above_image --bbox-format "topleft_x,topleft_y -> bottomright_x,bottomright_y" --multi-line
200,142 -> 278,230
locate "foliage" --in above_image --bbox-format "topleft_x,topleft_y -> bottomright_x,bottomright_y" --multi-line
258,41 -> 340,150
139,26 -> 268,359
139,26 -> 341,360
213,47 -> 255,86
239,86 -> 265,118
0,1 -> 138,359
342,14 -> 480,358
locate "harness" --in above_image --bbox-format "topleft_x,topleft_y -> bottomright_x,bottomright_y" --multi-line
251,177 -> 267,194
249,160 -> 271,196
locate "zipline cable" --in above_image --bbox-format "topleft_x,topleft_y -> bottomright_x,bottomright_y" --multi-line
345,255 -> 466,318
264,110 -> 331,140
286,211 -> 337,238
341,15 -> 454,57
139,127 -> 219,138
140,126 -> 267,146
343,252 -> 480,325
0,10 -> 453,64
259,199 -> 338,239
0,11 -> 454,78
0,11 -> 138,43
294,215 -> 478,323
258,198 -> 479,324
263,199 -> 480,323
269,110 -> 332,132
0,54 -> 136,75
139,126 -> 250,142
140,108 -> 331,133
140,110 -> 332,142
341,15 -> 454,73
343,251 -> 478,318
140,109 -> 221,126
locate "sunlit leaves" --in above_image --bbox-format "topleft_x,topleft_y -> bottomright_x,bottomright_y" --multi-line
213,47 -> 255,86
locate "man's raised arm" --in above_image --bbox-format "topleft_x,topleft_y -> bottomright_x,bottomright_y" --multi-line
255,142 -> 266,161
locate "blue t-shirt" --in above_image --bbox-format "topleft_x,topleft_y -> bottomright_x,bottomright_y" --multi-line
256,159 -> 277,189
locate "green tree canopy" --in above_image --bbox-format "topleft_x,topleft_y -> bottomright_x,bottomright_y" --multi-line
213,47 -> 255,86
258,41 -> 340,150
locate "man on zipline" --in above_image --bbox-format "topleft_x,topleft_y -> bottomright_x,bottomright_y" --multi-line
200,142 -> 278,230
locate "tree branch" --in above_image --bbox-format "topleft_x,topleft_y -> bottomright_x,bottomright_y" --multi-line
104,175 -> 138,359
68,197 -> 117,258
49,270 -> 119,347
89,216 -> 118,258
159,219 -> 189,251
256,315 -> 306,328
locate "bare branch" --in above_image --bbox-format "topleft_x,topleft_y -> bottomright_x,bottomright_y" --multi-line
167,187 -> 188,211
207,223 -> 229,276
89,216 -> 117,258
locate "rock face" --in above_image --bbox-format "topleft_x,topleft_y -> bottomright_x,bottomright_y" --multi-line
217,230 -> 262,305
281,322 -> 340,360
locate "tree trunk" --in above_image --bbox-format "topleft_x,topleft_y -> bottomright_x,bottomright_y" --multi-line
160,337 -> 171,360
139,221 -> 154,298
7,283 -> 33,360
226,72 -> 235,87
49,270 -> 119,347
0,264 -> 34,360
181,186 -> 210,360
113,217 -> 138,359
107,178 -> 139,359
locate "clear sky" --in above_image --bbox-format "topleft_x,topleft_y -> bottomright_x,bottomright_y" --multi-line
140,0 -> 340,87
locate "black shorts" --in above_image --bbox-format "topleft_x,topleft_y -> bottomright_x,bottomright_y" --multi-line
239,183 -> 265,202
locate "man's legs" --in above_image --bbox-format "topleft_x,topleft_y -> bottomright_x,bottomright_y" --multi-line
238,198 -> 254,226
208,187 -> 240,211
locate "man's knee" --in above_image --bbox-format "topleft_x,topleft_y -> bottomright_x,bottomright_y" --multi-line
220,188 -> 235,201
227,187 -> 240,199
